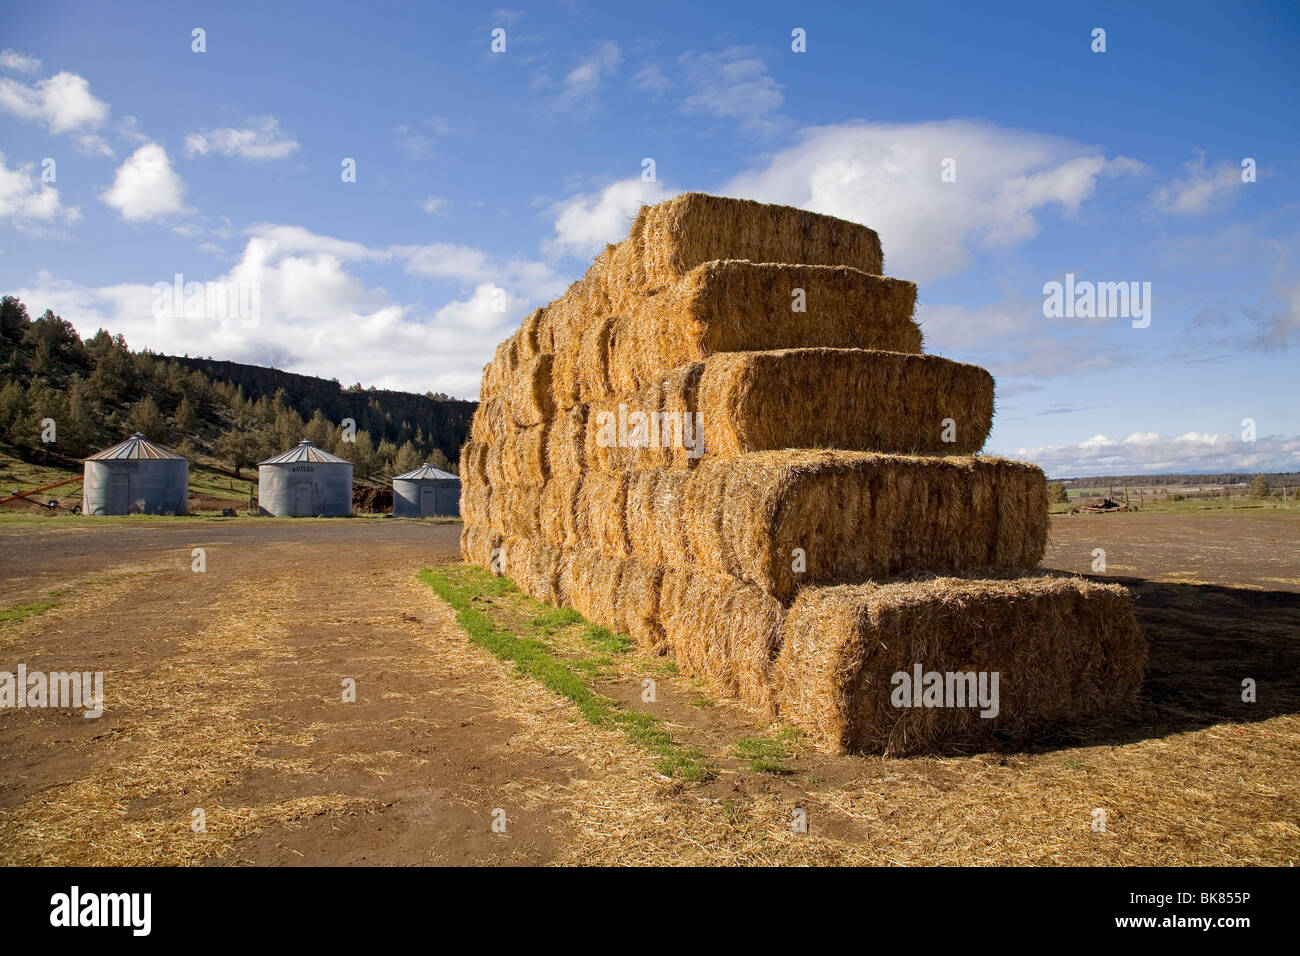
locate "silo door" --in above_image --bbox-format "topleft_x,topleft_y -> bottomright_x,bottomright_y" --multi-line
435,486 -> 456,516
111,473 -> 130,514
420,486 -> 436,516
295,483 -> 314,516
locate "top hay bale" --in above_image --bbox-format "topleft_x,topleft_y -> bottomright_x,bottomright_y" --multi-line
608,193 -> 885,290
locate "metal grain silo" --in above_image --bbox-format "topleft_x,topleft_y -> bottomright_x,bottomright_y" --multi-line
82,433 -> 189,516
392,463 -> 460,518
258,440 -> 353,517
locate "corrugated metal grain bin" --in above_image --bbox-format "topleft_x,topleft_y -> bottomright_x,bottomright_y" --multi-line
258,441 -> 353,517
82,433 -> 189,516
392,463 -> 460,518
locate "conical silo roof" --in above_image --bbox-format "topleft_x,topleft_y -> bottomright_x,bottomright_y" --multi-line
393,463 -> 458,480
85,432 -> 185,460
259,440 -> 350,465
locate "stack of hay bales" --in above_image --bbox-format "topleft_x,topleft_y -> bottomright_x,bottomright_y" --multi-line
460,193 -> 1145,755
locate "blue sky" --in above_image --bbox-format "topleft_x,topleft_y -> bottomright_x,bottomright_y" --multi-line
1,0 -> 1297,476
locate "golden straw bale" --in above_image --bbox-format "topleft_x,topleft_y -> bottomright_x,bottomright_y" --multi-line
538,478 -> 580,547
459,524 -> 502,569
573,471 -> 630,556
610,193 -> 885,289
546,404 -> 587,481
506,353 -> 554,428
658,565 -> 785,714
488,484 -> 541,538
696,348 -> 993,458
773,574 -> 1146,755
710,451 -> 1047,600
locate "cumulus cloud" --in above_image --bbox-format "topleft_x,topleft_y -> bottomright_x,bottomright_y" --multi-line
0,70 -> 109,134
1015,431 -> 1300,477
13,225 -> 570,397
1151,152 -> 1245,215
0,49 -> 42,74
724,119 -> 1142,281
101,143 -> 187,222
679,47 -> 784,130
0,152 -> 81,230
546,177 -> 672,258
557,40 -> 621,107
183,116 -> 299,161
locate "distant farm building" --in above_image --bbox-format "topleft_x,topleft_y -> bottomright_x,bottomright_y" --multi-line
258,441 -> 353,517
83,433 -> 189,516
392,463 -> 460,518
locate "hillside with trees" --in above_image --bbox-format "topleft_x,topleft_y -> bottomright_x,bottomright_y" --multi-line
0,295 -> 474,484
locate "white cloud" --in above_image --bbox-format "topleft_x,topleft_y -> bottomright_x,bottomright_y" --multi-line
680,47 -> 783,129
1151,152 -> 1244,215
554,40 -> 621,109
546,177 -> 672,258
419,196 -> 452,215
0,70 -> 109,134
1015,431 -> 1300,477
101,143 -> 187,222
724,119 -> 1143,281
0,152 -> 81,230
631,63 -> 671,94
183,116 -> 299,161
0,49 -> 42,74
14,225 -> 571,397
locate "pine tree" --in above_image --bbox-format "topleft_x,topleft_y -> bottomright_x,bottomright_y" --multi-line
130,395 -> 167,439
392,441 -> 422,476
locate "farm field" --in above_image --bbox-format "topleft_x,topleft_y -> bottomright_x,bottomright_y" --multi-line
0,512 -> 1296,866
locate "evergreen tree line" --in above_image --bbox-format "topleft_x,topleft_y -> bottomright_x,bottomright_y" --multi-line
1,295 -> 463,481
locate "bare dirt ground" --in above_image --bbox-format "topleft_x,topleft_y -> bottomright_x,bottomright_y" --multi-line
1,512 -> 1296,866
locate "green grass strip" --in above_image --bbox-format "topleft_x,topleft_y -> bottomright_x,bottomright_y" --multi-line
419,564 -> 708,781
0,599 -> 57,625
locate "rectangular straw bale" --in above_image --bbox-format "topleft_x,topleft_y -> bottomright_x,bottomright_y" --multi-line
470,396 -> 507,443
697,348 -> 994,458
642,451 -> 1047,601
506,353 -> 554,427
459,473 -> 491,526
488,484 -> 541,537
546,404 -> 587,481
588,262 -> 920,402
573,471 -> 629,556
517,307 -> 544,360
500,535 -> 563,604
773,574 -> 1146,755
538,477 -> 580,547
558,548 -> 622,629
614,557 -> 665,648
586,363 -> 705,472
480,337 -> 519,402
625,470 -> 693,568
460,440 -> 490,485
609,193 -> 885,290
485,424 -> 549,487
658,565 -> 785,715
460,524 -> 502,569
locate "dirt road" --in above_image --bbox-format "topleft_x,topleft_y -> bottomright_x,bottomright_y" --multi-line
1,513 -> 1296,865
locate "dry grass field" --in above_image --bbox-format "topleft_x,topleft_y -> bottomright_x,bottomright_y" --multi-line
0,511 -> 1296,865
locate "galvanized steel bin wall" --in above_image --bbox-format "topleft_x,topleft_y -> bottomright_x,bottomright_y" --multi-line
257,441 -> 353,517
82,433 -> 189,516
392,464 -> 460,518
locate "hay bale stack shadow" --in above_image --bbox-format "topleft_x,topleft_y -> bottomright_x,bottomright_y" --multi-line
460,192 -> 1148,755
